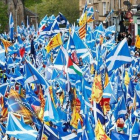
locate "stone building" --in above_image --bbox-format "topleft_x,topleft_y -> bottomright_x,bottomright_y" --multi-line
79,0 -> 140,45
6,0 -> 25,27
3,0 -> 38,30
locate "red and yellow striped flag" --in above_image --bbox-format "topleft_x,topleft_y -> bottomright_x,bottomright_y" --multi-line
79,23 -> 87,39
1,39 -> 13,53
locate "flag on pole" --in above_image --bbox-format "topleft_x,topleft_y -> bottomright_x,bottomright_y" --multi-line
95,119 -> 111,140
91,73 -> 103,103
0,39 -> 12,53
106,38 -> 132,75
9,12 -> 14,41
45,33 -> 63,53
79,2 -> 87,26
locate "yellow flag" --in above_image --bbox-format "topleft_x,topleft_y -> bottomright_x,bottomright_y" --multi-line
90,64 -> 94,74
91,73 -> 103,103
1,39 -> 13,53
70,107 -> 82,129
135,35 -> 140,49
95,119 -> 111,140
45,33 -> 62,53
79,12 -> 87,26
104,72 -> 109,88
124,71 -> 130,86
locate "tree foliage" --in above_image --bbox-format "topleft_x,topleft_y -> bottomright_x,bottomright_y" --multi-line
0,1 -> 8,33
24,0 -> 79,24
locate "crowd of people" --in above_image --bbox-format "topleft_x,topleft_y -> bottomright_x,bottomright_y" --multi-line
0,3 -> 140,140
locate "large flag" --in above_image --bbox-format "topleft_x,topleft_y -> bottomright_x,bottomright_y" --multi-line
91,73 -> 103,103
95,119 -> 111,140
8,89 -> 33,119
0,39 -> 12,53
44,89 -> 59,123
9,12 -> 14,41
45,33 -> 62,53
6,113 -> 37,140
106,38 -> 132,75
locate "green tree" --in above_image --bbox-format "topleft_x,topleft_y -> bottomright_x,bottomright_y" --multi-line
0,1 -> 8,33
24,0 -> 79,24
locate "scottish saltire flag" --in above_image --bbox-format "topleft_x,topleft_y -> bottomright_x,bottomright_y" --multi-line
44,89 -> 60,123
105,25 -> 116,37
106,38 -> 132,75
72,31 -> 88,57
25,60 -> 48,87
92,102 -> 105,124
9,13 -> 14,41
6,113 -> 37,140
105,9 -> 114,22
93,23 -> 105,40
39,20 -> 60,37
87,7 -> 94,17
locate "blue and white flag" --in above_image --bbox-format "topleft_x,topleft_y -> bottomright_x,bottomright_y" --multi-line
9,13 -> 14,41
113,95 -> 127,121
106,38 -> 132,75
25,60 -> 48,88
56,12 -> 69,27
131,121 -> 139,140
6,113 -> 37,140
0,83 -> 8,97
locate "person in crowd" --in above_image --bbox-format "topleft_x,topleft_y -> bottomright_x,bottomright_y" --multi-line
79,57 -> 83,67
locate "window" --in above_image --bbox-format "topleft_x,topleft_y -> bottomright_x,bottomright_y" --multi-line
87,0 -> 93,4
103,2 -> 106,16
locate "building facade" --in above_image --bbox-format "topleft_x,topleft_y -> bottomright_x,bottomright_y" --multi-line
79,0 -> 140,44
